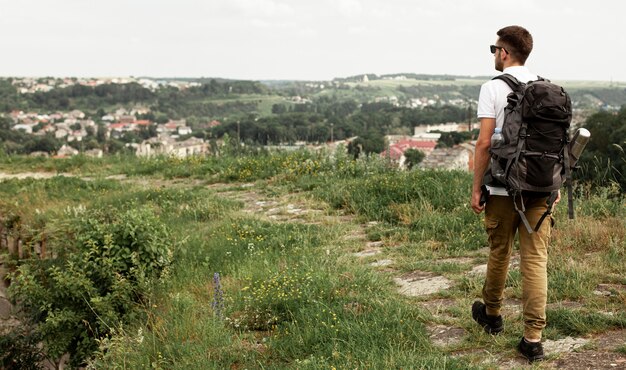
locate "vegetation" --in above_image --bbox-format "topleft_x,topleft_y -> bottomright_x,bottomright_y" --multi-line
578,106 -> 626,190
0,75 -> 625,368
403,148 -> 425,169
435,130 -> 479,148
0,146 -> 624,368
3,75 -> 626,161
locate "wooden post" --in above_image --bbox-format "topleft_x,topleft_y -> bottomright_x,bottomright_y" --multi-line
7,236 -> 15,257
0,230 -> 6,251
40,233 -> 47,259
17,238 -> 23,259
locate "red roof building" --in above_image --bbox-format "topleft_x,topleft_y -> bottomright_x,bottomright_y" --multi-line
109,123 -> 127,130
380,139 -> 437,161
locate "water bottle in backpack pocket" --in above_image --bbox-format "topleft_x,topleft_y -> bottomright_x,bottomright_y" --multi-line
490,127 -> 506,183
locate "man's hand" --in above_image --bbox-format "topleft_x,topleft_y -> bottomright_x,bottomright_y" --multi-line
471,117 -> 495,215
471,188 -> 485,214
554,190 -> 561,206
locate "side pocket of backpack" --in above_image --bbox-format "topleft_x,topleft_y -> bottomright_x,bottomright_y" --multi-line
520,152 -> 561,188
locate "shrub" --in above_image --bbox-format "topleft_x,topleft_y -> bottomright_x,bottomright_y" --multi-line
0,326 -> 45,370
7,206 -> 172,367
71,207 -> 173,276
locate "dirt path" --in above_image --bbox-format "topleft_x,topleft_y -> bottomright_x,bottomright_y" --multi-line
3,174 -> 624,369
209,182 -> 626,370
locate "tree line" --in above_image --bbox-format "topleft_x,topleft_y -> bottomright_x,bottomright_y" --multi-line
0,79 -> 269,113
578,106 -> 626,190
208,103 -> 470,152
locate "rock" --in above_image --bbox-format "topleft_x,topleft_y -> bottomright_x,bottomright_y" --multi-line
394,274 -> 452,297
105,174 -> 127,180
266,207 -> 281,215
501,298 -> 522,316
0,297 -> 12,319
353,249 -> 381,257
366,241 -> 384,248
370,259 -> 393,267
543,336 -> 589,354
593,290 -> 612,297
438,257 -> 473,265
419,298 -> 456,314
547,301 -> 584,310
552,351 -> 626,370
427,324 -> 465,347
469,264 -> 488,275
342,232 -> 367,241
594,329 -> 626,351
469,257 -> 519,276
594,284 -> 626,297
286,207 -> 305,215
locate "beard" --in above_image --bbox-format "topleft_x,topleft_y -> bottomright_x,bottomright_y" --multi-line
495,56 -> 504,72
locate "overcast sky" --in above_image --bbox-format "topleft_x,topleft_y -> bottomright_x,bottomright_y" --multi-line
0,0 -> 622,82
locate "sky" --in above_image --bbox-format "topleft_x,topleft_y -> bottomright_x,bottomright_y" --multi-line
0,0 -> 623,82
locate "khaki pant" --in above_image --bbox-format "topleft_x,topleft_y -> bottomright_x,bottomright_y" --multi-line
483,194 -> 552,341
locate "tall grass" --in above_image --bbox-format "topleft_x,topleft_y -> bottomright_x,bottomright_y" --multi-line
2,150 -> 624,368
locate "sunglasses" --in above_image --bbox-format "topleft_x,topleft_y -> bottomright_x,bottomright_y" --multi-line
490,45 -> 507,54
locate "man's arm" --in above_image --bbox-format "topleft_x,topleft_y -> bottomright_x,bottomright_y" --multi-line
471,117 -> 496,214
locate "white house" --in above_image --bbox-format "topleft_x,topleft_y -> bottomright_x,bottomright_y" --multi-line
13,124 -> 33,134
177,126 -> 192,136
55,128 -> 70,139
135,137 -> 208,158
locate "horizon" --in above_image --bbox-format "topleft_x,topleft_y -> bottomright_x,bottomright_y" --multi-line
3,73 -> 624,84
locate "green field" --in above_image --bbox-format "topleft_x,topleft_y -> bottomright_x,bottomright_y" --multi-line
1,151 -> 625,369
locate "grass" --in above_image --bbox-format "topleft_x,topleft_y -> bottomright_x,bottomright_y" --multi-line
1,151 -> 625,368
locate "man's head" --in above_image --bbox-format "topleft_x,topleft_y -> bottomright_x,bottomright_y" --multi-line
492,25 -> 533,71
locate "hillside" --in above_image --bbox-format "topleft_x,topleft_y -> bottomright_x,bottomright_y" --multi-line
0,153 -> 624,368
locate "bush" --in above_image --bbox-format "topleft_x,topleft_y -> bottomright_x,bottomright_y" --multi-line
71,207 -> 173,277
7,206 -> 172,367
0,327 -> 45,370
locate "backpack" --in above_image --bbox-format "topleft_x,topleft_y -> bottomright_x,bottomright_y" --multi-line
486,73 -> 573,233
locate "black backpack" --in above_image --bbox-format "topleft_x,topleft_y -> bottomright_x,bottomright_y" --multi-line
486,73 -> 573,233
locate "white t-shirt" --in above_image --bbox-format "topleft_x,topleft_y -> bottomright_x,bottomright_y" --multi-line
477,66 -> 538,195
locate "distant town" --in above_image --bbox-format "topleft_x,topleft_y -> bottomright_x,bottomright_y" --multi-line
1,74 -> 622,171
11,76 -> 200,94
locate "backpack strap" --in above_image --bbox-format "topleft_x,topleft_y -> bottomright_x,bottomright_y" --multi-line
512,192 -> 534,234
492,73 -> 523,92
534,191 -> 559,232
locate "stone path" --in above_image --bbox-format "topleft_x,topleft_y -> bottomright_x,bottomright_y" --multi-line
3,174 -> 623,369
208,183 -> 626,369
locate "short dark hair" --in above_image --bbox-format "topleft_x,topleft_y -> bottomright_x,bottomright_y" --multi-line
497,25 -> 533,64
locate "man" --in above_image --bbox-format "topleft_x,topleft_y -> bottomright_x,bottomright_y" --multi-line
470,25 -> 558,363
